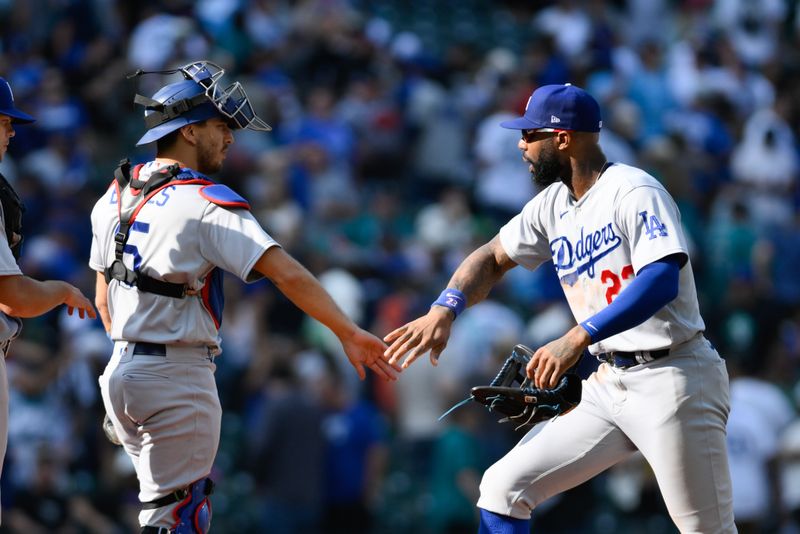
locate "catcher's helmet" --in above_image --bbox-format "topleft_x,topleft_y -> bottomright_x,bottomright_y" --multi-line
135,79 -> 221,146
133,60 -> 271,146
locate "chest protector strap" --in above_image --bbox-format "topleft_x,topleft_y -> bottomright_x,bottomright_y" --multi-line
104,159 -> 211,298
0,172 -> 25,260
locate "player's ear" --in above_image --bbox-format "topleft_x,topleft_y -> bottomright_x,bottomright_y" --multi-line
555,130 -> 570,150
180,124 -> 198,146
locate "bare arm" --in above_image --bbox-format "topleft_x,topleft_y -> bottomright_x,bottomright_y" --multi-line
254,246 -> 399,381
444,235 -> 517,303
94,272 -> 112,332
0,274 -> 96,319
384,235 -> 517,368
254,247 -> 361,340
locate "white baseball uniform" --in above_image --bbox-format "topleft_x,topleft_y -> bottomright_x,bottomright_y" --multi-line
89,161 -> 278,529
477,163 -> 735,533
0,199 -> 23,525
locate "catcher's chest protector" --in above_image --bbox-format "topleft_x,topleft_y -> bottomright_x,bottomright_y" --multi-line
0,172 -> 24,259
104,159 -> 213,298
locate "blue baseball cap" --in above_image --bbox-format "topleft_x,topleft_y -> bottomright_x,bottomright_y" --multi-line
0,77 -> 35,124
500,84 -> 601,132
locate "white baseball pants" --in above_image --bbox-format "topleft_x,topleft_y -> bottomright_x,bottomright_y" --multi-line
477,335 -> 736,534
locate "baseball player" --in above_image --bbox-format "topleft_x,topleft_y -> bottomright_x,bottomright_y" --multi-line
384,84 -> 735,533
90,61 -> 399,534
0,77 -> 96,523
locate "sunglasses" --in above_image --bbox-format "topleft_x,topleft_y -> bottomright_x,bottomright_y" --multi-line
521,128 -> 565,143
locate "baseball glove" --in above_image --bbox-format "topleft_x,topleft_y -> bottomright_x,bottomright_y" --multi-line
102,413 -> 122,446
470,344 -> 582,431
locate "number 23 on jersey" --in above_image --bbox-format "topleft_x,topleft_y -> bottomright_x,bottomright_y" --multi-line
602,265 -> 633,304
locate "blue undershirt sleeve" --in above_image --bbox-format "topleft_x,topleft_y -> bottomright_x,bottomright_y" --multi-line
580,255 -> 681,344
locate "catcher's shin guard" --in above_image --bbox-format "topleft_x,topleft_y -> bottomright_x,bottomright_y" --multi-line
172,478 -> 213,533
142,477 -> 214,534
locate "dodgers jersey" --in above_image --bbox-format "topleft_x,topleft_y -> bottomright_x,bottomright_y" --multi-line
89,161 -> 279,351
499,162 -> 704,354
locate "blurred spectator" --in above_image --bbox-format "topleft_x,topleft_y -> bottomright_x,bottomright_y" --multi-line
726,354 -> 795,533
730,108 -> 798,230
337,73 -> 405,182
704,198 -> 757,306
779,379 -> 800,533
309,353 -> 389,534
473,89 -> 536,220
404,66 -> 472,194
712,0 -> 786,68
127,10 -> 205,72
6,444 -> 119,533
427,390 -> 486,534
752,213 -> 800,331
245,343 -> 325,534
248,150 -> 304,249
597,98 -> 639,166
626,39 -> 677,142
436,300 -> 525,384
414,187 -> 475,255
532,0 -> 593,68
6,341 -> 73,489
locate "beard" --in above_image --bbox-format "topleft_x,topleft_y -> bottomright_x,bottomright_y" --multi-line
530,141 -> 569,188
196,140 -> 224,174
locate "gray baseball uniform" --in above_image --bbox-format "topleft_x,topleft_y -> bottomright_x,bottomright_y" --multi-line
0,200 -> 23,525
90,161 -> 278,528
477,163 -> 735,533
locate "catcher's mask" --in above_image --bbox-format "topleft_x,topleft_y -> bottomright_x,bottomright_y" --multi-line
132,60 -> 271,146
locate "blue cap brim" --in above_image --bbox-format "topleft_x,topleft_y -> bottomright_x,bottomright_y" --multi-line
499,116 -> 538,130
136,122 -> 180,145
0,108 -> 35,124
136,105 -> 221,146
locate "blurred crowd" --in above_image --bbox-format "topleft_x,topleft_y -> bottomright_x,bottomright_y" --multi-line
0,0 -> 799,532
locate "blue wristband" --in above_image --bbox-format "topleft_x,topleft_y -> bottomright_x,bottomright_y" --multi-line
432,288 -> 467,318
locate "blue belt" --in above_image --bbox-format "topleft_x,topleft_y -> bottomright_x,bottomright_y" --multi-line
597,348 -> 670,369
132,342 -> 166,356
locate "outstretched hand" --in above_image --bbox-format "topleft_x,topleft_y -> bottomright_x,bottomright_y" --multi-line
341,327 -> 402,381
526,325 -> 591,388
63,283 -> 97,320
383,306 -> 454,369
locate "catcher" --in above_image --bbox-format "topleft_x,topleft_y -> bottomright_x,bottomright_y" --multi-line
92,61 -> 398,534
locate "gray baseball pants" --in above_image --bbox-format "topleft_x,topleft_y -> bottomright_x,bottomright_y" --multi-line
99,342 -> 221,530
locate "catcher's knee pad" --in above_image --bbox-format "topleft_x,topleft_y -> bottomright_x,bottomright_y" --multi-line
142,477 -> 214,534
172,478 -> 214,534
